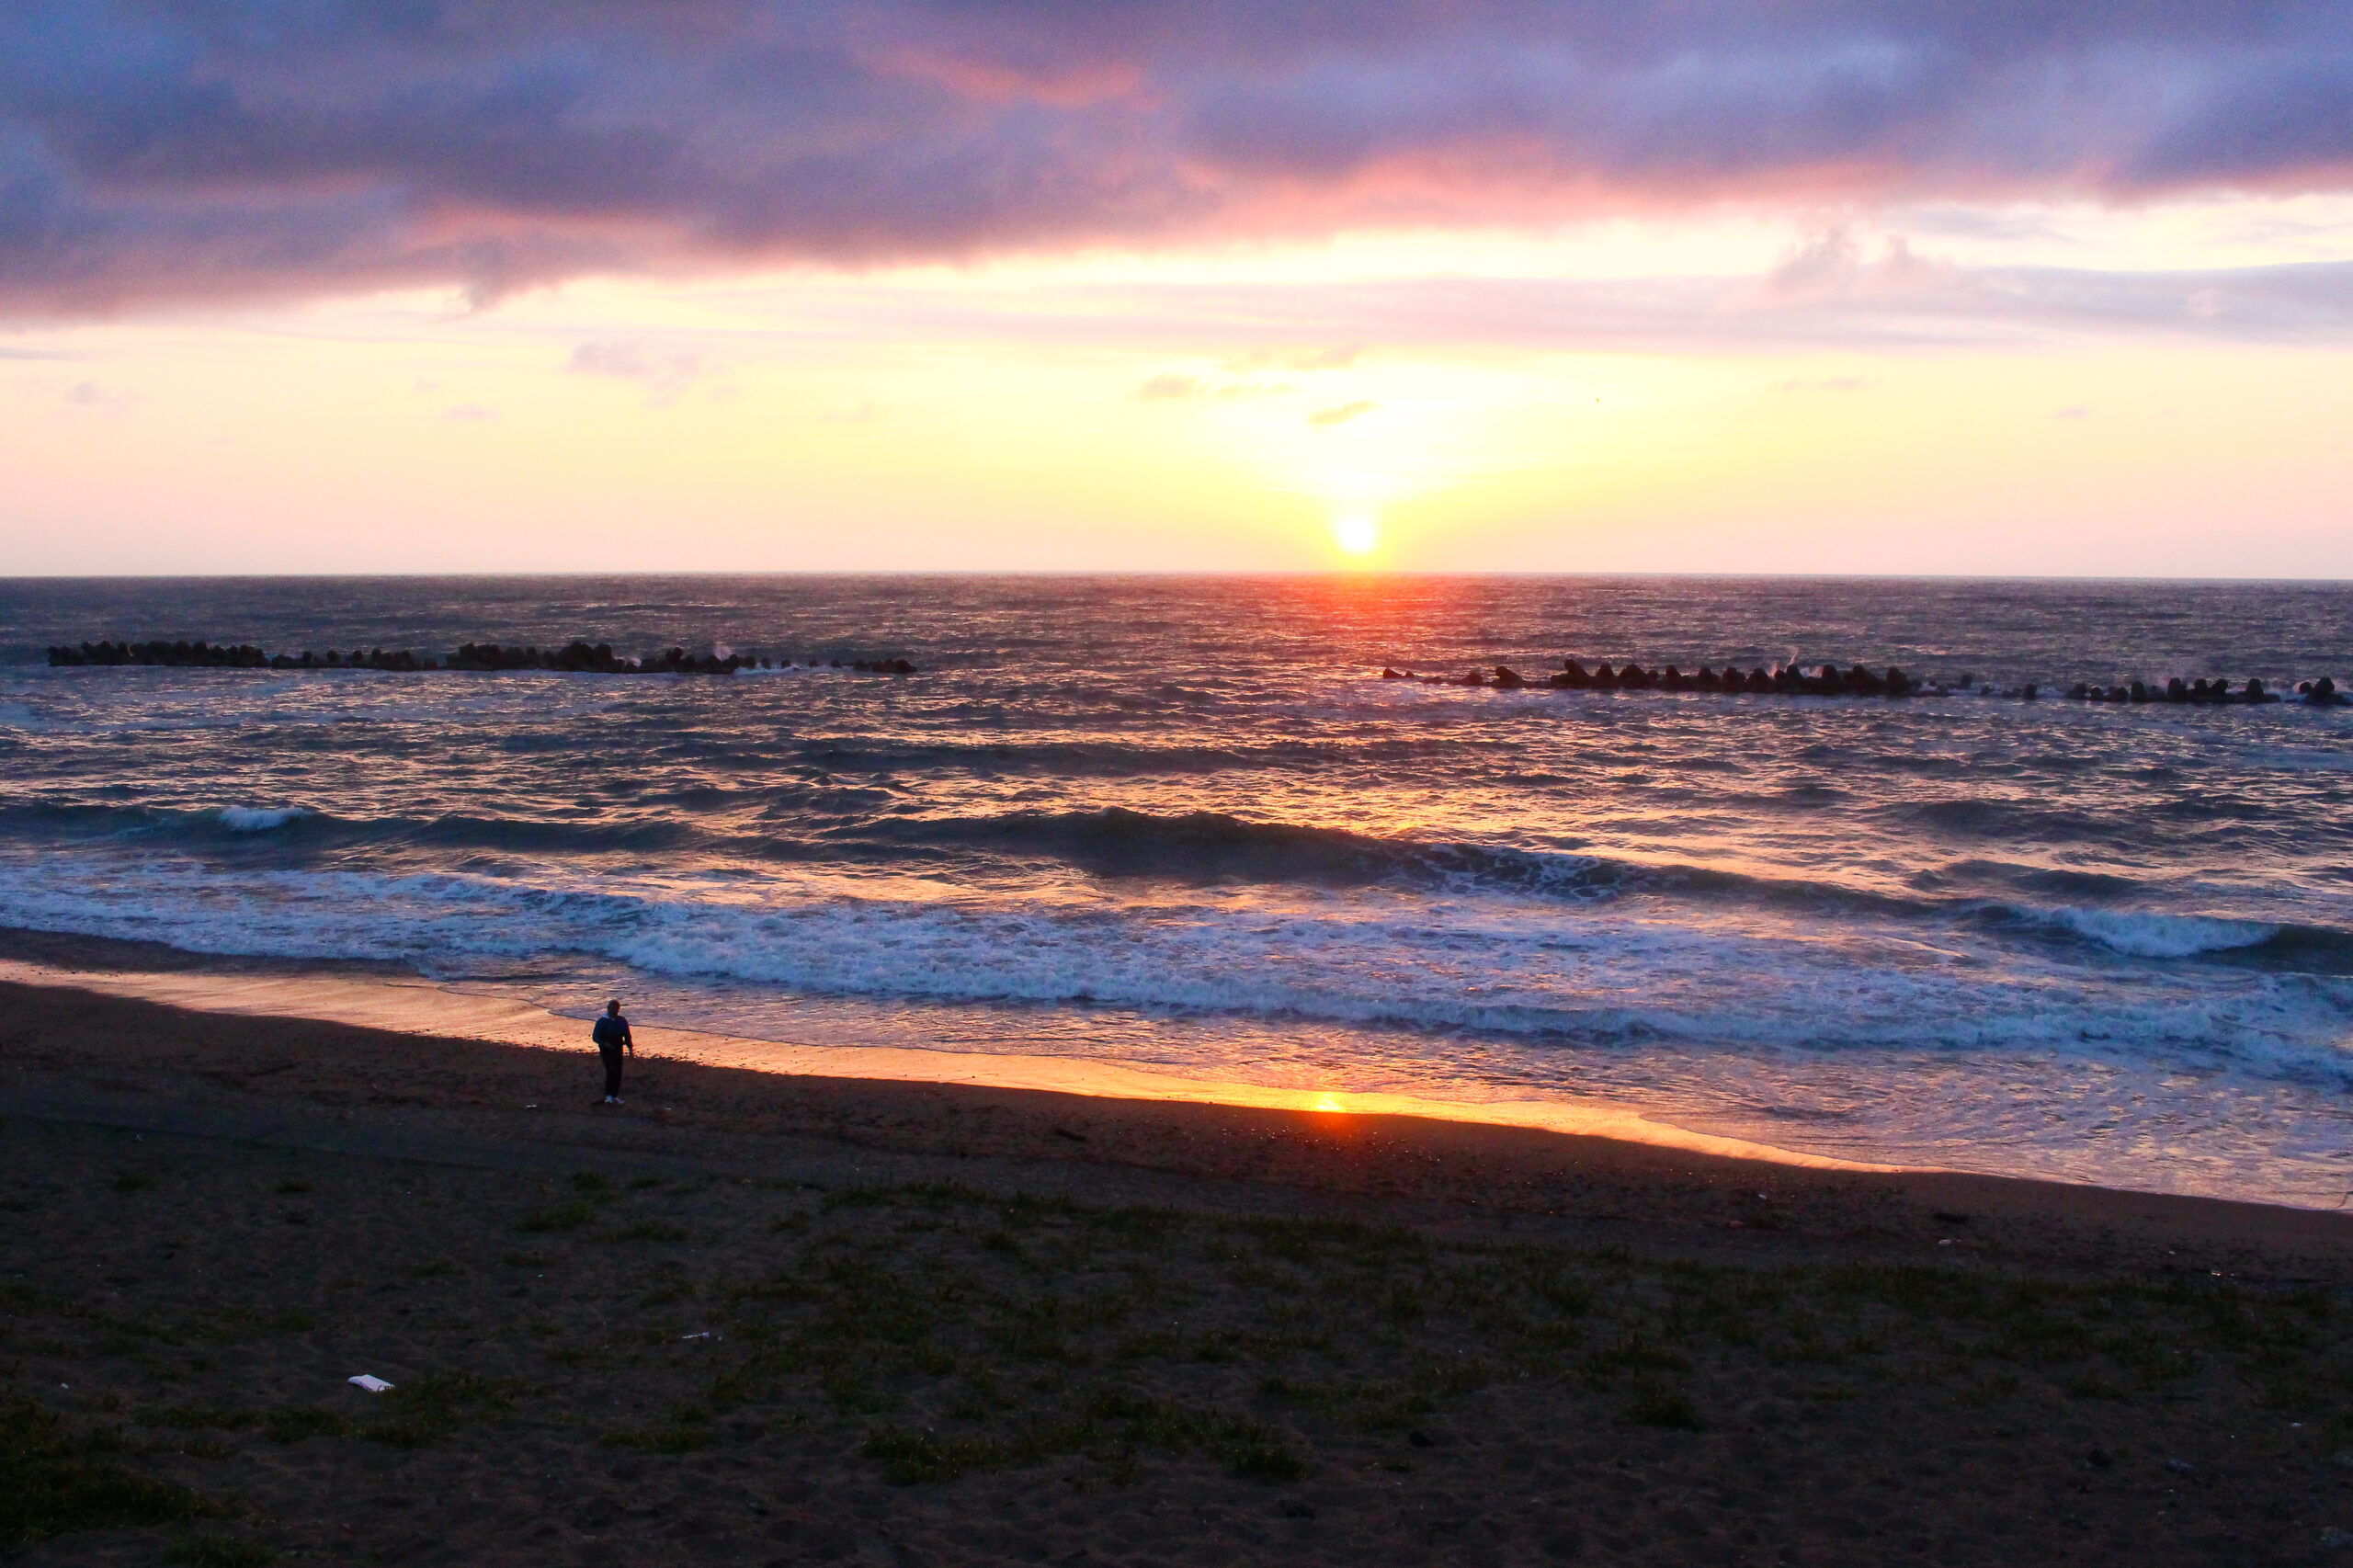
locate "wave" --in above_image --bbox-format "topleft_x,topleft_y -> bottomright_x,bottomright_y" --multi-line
1953,903 -> 2353,970
0,800 -> 709,859
2042,906 -> 2277,959
836,807 -> 1627,895
215,805 -> 310,833
6,800 -> 2349,975
0,854 -> 2348,1080
785,734 -> 1461,778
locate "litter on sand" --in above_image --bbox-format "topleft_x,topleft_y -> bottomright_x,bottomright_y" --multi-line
683,1331 -> 714,1341
348,1374 -> 394,1392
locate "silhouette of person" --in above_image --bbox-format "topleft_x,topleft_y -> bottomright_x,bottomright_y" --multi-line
592,999 -> 633,1106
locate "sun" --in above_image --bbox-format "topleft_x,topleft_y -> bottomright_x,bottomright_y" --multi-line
1333,514 -> 1379,556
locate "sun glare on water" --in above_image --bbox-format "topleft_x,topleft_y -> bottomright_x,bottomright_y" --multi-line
1333,515 -> 1379,557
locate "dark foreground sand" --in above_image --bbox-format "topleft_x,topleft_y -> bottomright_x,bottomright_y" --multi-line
10,978 -> 2353,1566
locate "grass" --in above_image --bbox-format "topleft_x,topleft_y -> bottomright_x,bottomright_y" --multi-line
136,1373 -> 519,1451
355,1371 -> 522,1449
165,1532 -> 278,1565
1622,1383 -> 1708,1430
516,1199 -> 597,1233
602,1406 -> 719,1453
608,1220 -> 689,1243
859,1392 -> 1306,1484
0,1392 -> 225,1550
679,1181 -> 2347,1488
20,1154 -> 2353,1532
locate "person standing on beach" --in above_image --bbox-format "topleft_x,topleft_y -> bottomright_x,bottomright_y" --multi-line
592,999 -> 633,1106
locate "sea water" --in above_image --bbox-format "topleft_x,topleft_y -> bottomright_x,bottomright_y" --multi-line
3,574 -> 2350,1203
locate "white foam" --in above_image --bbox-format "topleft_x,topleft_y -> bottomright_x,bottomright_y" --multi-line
214,805 -> 310,833
2047,906 -> 2278,959
0,851 -> 2346,1082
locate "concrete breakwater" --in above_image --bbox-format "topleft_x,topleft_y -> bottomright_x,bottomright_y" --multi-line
44,639 -> 918,676
2066,676 -> 2349,707
1382,660 -> 2351,708
1382,660 -> 1938,697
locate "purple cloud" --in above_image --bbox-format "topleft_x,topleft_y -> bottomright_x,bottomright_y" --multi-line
1,0 -> 2349,313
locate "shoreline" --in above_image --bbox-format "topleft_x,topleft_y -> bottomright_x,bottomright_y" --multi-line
0,951 -> 1900,1175
6,937 -> 2350,1215
11,971 -> 2353,1281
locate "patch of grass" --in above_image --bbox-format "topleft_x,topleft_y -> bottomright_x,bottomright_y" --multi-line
608,1220 -> 688,1244
1258,1376 -> 1437,1433
862,1426 -> 1002,1484
1623,1383 -> 1707,1431
142,1403 -> 260,1433
602,1407 -> 718,1453
272,1179 -> 311,1196
1579,1335 -> 1693,1381
571,1171 -> 613,1194
862,1390 -> 1306,1485
1225,1435 -> 1310,1481
442,1174 -> 2353,1513
262,1407 -> 351,1445
0,1392 -> 226,1549
111,1172 -> 156,1194
165,1532 -> 278,1565
356,1372 -> 521,1449
516,1199 -> 597,1233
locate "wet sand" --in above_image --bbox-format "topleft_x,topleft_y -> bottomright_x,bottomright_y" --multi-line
11,976 -> 2353,1565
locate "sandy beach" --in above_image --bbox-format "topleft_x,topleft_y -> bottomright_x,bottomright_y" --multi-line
11,974 -> 2353,1566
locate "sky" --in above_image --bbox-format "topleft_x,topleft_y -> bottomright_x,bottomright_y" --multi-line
3,1 -> 2352,576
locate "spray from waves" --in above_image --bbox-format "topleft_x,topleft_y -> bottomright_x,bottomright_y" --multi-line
2,852 -> 2351,1081
215,805 -> 311,833
2034,906 -> 2279,959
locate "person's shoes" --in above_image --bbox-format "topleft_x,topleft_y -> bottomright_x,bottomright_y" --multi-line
610,1096 -> 623,1106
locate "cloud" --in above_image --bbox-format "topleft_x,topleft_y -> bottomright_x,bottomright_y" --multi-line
51,377 -> 129,411
568,338 -> 704,399
1775,376 -> 1877,392
1307,399 -> 1377,428
1137,369 -> 1294,399
2,1 -> 2351,314
1223,343 -> 1364,371
443,403 -> 494,423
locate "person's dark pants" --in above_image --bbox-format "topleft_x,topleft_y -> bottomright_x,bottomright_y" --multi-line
600,1045 -> 624,1098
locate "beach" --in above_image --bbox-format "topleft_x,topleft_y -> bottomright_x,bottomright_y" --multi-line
9,574 -> 2353,1209
12,976 -> 2353,1566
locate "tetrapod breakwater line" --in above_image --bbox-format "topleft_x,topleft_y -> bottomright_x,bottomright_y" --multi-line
45,638 -> 918,676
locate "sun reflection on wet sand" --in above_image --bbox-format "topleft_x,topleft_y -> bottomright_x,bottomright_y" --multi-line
0,959 -> 1898,1172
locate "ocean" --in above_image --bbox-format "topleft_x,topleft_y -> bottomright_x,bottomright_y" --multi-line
4,574 -> 2350,1203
